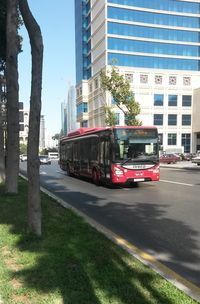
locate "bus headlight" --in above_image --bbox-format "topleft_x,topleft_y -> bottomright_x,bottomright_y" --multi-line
153,166 -> 160,173
114,167 -> 124,175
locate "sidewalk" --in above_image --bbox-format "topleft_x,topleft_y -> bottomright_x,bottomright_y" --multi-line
160,160 -> 200,170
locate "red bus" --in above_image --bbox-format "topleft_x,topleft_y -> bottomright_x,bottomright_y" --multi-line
59,126 -> 160,185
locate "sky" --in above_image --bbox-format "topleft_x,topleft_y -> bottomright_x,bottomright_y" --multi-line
18,0 -> 75,135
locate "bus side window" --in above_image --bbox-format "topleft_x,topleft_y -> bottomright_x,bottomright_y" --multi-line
99,138 -> 104,165
73,141 -> 79,161
66,142 -> 72,161
104,140 -> 111,165
91,138 -> 98,162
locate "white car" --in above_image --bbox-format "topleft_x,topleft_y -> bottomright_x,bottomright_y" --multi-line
39,155 -> 51,165
20,154 -> 27,162
191,155 -> 200,166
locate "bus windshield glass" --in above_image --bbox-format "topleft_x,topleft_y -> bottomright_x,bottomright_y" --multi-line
113,128 -> 159,163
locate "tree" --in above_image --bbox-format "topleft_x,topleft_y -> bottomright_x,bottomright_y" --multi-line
20,143 -> 27,155
5,0 -> 20,193
104,105 -> 118,127
100,66 -> 142,126
0,0 -> 6,184
0,0 -> 22,186
0,0 -> 6,71
52,133 -> 60,141
19,0 -> 43,236
0,75 -> 6,183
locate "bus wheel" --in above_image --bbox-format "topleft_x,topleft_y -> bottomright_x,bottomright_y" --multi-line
92,169 -> 100,185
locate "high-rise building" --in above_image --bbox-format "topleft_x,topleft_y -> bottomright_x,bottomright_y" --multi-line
61,86 -> 80,136
75,0 -> 200,153
67,85 -> 80,133
19,105 -> 46,150
39,115 -> 45,150
61,102 -> 67,136
19,105 -> 29,145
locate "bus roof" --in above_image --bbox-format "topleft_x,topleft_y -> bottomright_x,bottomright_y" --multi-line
67,127 -> 106,137
60,126 -> 157,141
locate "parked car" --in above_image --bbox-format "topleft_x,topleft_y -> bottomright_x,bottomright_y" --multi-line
20,154 -> 27,162
159,153 -> 180,164
191,155 -> 200,166
39,155 -> 51,165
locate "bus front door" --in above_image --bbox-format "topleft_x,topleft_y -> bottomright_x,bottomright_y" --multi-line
99,139 -> 111,182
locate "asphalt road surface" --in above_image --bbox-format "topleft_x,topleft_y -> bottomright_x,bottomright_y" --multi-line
20,161 -> 200,289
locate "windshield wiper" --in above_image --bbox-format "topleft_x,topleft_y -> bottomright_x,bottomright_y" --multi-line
121,158 -> 133,165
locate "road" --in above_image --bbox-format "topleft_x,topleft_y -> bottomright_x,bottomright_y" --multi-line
20,161 -> 200,290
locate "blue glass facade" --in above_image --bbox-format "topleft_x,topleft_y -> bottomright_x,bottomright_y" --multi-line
108,0 -> 200,14
108,53 -> 199,71
107,1 -> 200,71
108,7 -> 200,28
75,0 -> 91,83
108,38 -> 199,57
108,22 -> 200,43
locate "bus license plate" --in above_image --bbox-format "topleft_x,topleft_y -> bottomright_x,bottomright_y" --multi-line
134,178 -> 144,182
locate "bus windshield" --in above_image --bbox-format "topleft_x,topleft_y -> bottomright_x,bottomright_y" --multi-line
113,128 -> 159,163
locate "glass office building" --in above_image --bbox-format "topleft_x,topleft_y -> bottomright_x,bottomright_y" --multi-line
75,0 -> 200,153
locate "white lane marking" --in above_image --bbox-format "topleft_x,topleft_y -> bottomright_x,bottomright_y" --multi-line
40,171 -> 47,175
160,179 -> 194,187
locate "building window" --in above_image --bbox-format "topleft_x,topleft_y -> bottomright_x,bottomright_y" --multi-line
82,120 -> 88,127
19,111 -> 24,123
182,114 -> 191,125
115,113 -> 120,125
77,102 -> 88,115
154,114 -> 163,125
158,133 -> 163,145
169,76 -> 177,85
89,83 -> 92,92
125,73 -> 133,83
181,133 -> 191,153
154,94 -> 164,106
108,53 -> 199,71
19,102 -> 23,110
168,133 -> 177,145
108,21 -> 200,43
94,78 -> 98,89
111,96 -> 116,104
19,124 -> 24,131
108,6 -> 200,27
183,77 -> 191,86
168,114 -> 177,125
168,95 -> 177,106
182,95 -> 191,107
140,74 -> 148,84
155,75 -> 162,85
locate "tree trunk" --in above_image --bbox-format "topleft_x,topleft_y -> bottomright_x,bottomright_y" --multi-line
5,0 -> 19,193
19,0 -> 43,236
0,76 -> 5,183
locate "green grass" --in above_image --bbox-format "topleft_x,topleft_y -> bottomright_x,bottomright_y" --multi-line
0,178 -> 198,304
